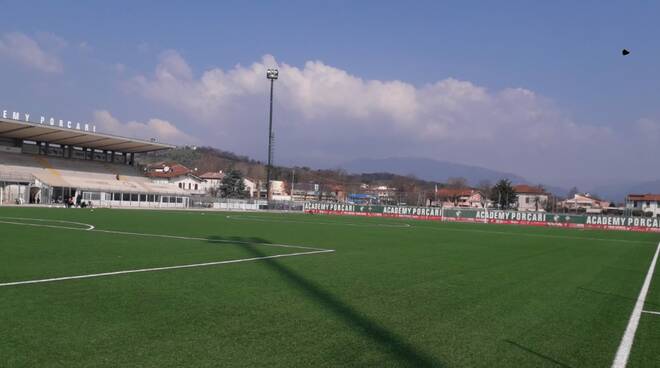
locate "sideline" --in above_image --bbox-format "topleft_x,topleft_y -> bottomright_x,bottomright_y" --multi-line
611,241 -> 660,368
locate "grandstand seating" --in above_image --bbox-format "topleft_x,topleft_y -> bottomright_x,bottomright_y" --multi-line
0,151 -> 186,195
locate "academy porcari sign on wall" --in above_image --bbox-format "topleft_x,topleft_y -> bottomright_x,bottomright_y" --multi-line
303,202 -> 660,233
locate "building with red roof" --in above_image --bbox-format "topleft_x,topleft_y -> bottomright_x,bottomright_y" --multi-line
436,188 -> 485,208
559,193 -> 611,214
199,171 -> 225,192
626,193 -> 660,217
514,184 -> 548,212
145,162 -> 206,194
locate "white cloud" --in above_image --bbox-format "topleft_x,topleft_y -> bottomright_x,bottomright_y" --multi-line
131,52 -> 597,144
132,51 -> 265,120
0,32 -> 63,73
129,52 -> 658,186
93,110 -> 197,145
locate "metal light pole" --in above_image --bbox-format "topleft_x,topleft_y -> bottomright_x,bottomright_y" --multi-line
265,68 -> 278,202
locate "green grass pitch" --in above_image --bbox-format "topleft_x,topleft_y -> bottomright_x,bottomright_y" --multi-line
0,207 -> 659,367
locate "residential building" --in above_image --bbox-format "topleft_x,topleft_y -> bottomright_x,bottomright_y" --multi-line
291,183 -> 320,202
626,194 -> 660,217
243,178 -> 258,198
371,185 -> 397,203
257,179 -> 291,200
344,184 -> 394,204
560,193 -> 611,213
199,171 -> 225,193
290,183 -> 342,202
436,188 -> 485,208
145,162 -> 206,194
514,184 -> 549,212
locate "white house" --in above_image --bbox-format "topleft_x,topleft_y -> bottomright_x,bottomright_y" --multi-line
268,180 -> 291,201
243,178 -> 258,198
514,184 -> 549,212
145,162 -> 206,194
626,194 -> 660,217
371,185 -> 397,203
199,171 -> 225,193
436,188 -> 486,208
560,193 -> 610,214
255,179 -> 291,200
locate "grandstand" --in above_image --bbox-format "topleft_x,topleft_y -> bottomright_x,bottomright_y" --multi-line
0,115 -> 189,208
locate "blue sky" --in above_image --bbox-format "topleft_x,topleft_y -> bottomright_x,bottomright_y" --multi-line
1,1 -> 659,188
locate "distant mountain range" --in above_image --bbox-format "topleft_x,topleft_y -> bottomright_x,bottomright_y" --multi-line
339,157 -> 572,197
340,157 -> 526,184
339,157 -> 660,202
590,180 -> 660,203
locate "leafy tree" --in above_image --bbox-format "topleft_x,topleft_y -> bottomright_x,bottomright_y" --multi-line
534,195 -> 540,211
490,179 -> 517,209
476,180 -> 493,201
220,170 -> 247,198
567,186 -> 579,199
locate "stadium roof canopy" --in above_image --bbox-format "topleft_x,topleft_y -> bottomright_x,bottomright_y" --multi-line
0,116 -> 175,153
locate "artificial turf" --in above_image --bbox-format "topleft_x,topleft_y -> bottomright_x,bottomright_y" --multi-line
0,207 -> 658,367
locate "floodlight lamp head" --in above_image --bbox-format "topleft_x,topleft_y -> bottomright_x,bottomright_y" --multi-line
266,68 -> 279,79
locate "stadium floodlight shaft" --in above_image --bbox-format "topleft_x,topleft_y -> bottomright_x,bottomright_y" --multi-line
266,68 -> 278,202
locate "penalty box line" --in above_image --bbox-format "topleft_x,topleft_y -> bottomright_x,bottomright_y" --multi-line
0,216 -> 330,252
91,228 -> 330,252
0,249 -> 334,287
611,241 -> 660,368
0,218 -> 336,287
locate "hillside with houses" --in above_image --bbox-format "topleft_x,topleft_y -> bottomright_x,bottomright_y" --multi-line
136,146 -> 660,217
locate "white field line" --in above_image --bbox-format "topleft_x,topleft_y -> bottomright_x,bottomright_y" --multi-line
611,241 -> 660,368
0,249 -> 334,287
641,310 -> 660,316
0,216 -> 335,287
0,217 -> 327,252
226,215 -> 412,228
0,216 -> 94,230
91,228 -> 328,252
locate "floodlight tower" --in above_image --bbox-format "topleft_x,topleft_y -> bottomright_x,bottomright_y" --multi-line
265,68 -> 279,202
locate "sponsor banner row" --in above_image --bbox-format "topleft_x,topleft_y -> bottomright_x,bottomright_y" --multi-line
303,202 -> 660,233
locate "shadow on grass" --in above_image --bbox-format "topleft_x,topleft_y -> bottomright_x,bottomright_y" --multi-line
504,340 -> 574,368
207,235 -> 444,367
